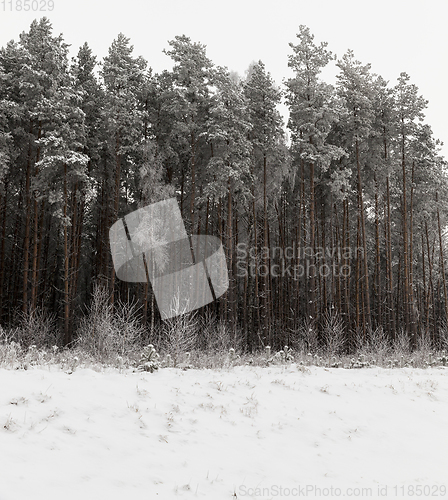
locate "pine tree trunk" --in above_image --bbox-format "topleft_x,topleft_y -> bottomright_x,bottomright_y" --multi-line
409,160 -> 417,340
355,138 -> 371,332
374,173 -> 382,328
356,212 -> 362,336
308,161 -> 316,322
386,176 -> 395,338
63,163 -> 71,345
227,176 -> 234,330
190,131 -> 196,231
436,193 -> 448,325
30,127 -> 42,312
9,188 -> 23,319
110,133 -> 121,304
22,136 -> 33,313
343,199 -> 351,333
401,129 -> 411,336
425,220 -> 435,340
263,153 -> 270,338
421,232 -> 429,337
0,187 -> 7,320
252,187 -> 260,341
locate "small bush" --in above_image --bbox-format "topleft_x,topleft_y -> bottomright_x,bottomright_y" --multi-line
356,326 -> 390,365
393,329 -> 411,356
322,311 -> 345,365
13,308 -> 58,348
138,344 -> 160,373
198,311 -> 242,353
76,284 -> 145,361
162,312 -> 198,366
293,320 -> 319,354
438,325 -> 448,351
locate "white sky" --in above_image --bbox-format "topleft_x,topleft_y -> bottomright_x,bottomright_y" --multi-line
1,0 -> 447,159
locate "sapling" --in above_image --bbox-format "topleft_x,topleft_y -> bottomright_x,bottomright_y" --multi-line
331,356 -> 342,368
138,344 -> 160,373
283,346 -> 294,362
164,354 -> 172,367
228,348 -> 236,365
306,353 -> 312,366
177,351 -> 193,370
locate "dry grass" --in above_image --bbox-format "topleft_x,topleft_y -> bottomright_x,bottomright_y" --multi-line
1,301 -> 447,371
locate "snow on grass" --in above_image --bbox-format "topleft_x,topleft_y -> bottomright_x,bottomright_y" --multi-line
0,365 -> 447,499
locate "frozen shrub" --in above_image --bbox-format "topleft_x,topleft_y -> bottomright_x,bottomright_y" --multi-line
300,320 -> 319,354
271,346 -> 294,364
176,351 -> 194,370
356,326 -> 390,364
0,340 -> 21,368
199,311 -> 242,353
393,330 -> 411,356
438,325 -> 448,351
162,312 -> 198,366
77,284 -> 145,361
283,345 -> 294,362
14,308 -> 58,348
227,347 -> 237,366
322,311 -> 345,366
138,344 -> 160,373
162,353 -> 173,368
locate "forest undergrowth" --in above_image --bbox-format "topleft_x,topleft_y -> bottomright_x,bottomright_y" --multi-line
1,286 -> 447,372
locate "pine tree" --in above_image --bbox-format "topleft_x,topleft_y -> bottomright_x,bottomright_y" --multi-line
0,81 -> 15,321
336,50 -> 377,338
286,26 -> 342,325
71,42 -> 104,310
244,60 -> 286,343
101,33 -> 147,302
203,66 -> 253,329
163,35 -> 215,231
393,72 -> 427,340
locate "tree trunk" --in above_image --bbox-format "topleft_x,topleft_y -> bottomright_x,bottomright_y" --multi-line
374,173 -> 382,328
436,193 -> 448,326
63,163 -> 71,345
400,127 -> 411,336
22,136 -> 33,313
355,138 -> 371,333
110,132 -> 121,304
386,176 -> 395,338
308,161 -> 316,322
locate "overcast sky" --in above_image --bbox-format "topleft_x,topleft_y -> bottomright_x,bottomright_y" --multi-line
1,0 -> 447,159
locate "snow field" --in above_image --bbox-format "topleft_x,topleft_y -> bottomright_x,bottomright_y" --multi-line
0,364 -> 447,499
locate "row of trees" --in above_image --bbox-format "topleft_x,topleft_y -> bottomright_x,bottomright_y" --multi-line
0,18 -> 447,349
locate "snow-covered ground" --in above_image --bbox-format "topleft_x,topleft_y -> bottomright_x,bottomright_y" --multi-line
0,364 -> 447,499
